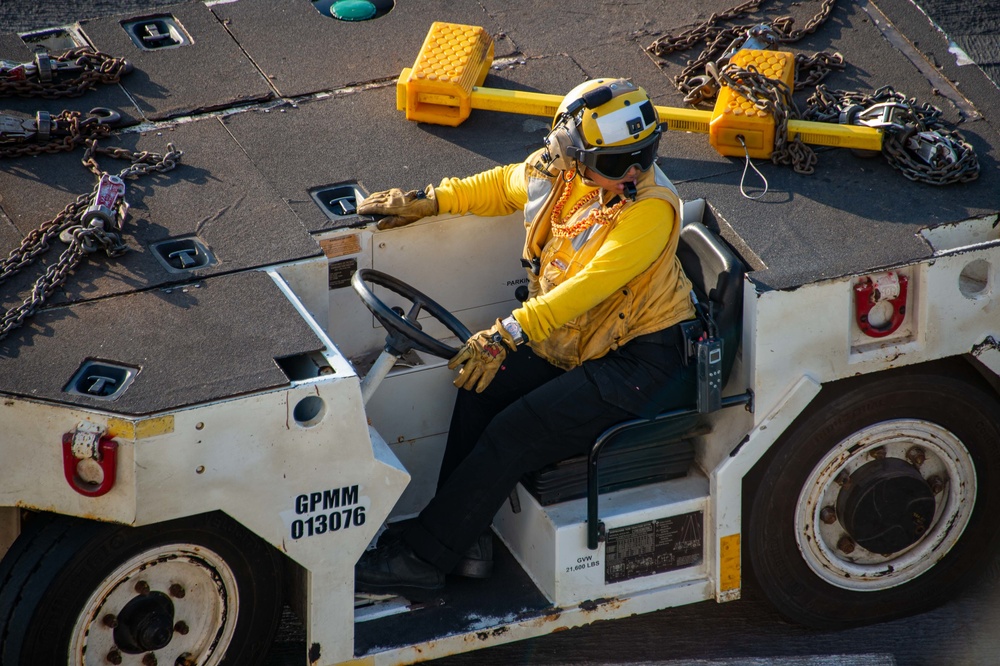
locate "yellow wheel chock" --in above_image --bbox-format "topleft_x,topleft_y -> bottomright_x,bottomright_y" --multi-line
396,22 -> 882,156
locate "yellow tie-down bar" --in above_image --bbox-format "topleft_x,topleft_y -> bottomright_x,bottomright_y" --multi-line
396,22 -> 882,158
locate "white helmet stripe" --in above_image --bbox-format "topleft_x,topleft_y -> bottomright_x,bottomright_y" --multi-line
593,105 -> 650,145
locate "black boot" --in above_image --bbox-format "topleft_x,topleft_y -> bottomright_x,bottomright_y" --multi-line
356,539 -> 445,597
452,532 -> 493,579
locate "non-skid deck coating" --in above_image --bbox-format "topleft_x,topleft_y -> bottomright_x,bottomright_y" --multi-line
1,0 -> 999,413
0,270 -> 326,415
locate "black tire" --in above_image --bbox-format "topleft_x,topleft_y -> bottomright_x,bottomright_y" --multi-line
748,363 -> 1000,629
0,511 -> 283,665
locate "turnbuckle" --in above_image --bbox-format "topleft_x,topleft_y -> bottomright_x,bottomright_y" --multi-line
0,52 -> 84,82
0,107 -> 120,144
743,24 -> 782,52
85,173 -> 127,228
59,174 -> 128,253
906,130 -> 959,168
0,114 -> 36,143
849,102 -> 910,130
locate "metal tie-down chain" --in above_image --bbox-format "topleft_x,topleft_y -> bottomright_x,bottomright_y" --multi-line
711,60 -> 819,175
643,0 -> 978,184
646,0 -> 839,106
0,47 -> 131,98
0,138 -> 182,340
803,85 -> 980,185
0,108 -> 118,158
643,0 -> 842,174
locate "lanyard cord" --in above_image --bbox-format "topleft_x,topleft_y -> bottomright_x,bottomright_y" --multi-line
738,135 -> 768,200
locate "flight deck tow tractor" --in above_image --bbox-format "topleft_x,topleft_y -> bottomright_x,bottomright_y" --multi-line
0,7 -> 998,666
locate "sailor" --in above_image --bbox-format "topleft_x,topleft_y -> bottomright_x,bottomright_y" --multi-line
355,78 -> 697,596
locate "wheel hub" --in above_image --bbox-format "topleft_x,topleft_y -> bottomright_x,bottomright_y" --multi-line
114,591 -> 175,653
70,545 -> 239,666
795,419 -> 977,591
836,458 -> 936,555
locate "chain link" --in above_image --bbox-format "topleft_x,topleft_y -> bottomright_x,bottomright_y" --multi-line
83,140 -> 184,180
711,61 -> 819,174
0,109 -> 113,159
0,47 -> 131,99
647,0 -> 767,57
794,51 -> 844,88
0,140 -> 183,340
773,0 -> 837,41
802,85 -> 979,184
646,0 -> 977,183
647,0 -> 839,105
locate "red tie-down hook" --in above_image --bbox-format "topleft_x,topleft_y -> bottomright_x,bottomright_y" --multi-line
854,271 -> 909,338
62,422 -> 118,497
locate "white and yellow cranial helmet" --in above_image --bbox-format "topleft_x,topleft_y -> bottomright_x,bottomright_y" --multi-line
543,78 -> 661,179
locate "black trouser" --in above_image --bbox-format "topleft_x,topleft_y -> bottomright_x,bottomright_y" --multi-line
403,323 -> 697,573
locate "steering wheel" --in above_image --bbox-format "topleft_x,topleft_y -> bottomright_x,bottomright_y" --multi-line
351,269 -> 473,359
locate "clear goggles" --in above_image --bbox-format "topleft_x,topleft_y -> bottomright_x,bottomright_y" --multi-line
573,129 -> 661,180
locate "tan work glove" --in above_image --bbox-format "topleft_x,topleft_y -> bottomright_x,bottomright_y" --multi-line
448,319 -> 517,393
358,185 -> 438,230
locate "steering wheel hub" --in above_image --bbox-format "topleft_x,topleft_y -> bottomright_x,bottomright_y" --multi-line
351,269 -> 472,359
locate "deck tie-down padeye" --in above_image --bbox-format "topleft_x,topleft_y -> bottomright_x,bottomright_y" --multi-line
395,22 -> 882,158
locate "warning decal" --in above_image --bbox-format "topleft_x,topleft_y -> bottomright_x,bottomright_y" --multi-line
328,258 -> 357,290
604,511 -> 703,584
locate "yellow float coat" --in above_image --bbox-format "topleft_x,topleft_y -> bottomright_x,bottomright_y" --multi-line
435,150 -> 694,369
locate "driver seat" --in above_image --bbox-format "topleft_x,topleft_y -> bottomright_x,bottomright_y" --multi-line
519,220 -> 745,506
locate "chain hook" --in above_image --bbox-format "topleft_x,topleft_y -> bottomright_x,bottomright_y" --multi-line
87,108 -> 122,127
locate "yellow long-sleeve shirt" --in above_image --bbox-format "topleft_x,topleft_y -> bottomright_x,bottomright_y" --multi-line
435,165 -> 675,345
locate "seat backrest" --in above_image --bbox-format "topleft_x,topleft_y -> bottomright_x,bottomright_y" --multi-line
675,222 -> 745,382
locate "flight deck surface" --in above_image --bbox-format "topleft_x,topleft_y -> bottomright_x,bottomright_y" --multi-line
0,0 -> 998,409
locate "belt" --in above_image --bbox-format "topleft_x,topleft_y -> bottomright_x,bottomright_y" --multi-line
631,320 -> 692,349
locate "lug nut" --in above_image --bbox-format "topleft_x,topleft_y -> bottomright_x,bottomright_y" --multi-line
169,583 -> 186,599
176,654 -> 196,666
835,471 -> 851,486
175,620 -> 189,635
906,446 -> 926,466
102,613 -> 117,628
928,475 -> 945,494
134,580 -> 150,595
869,446 -> 886,460
837,535 -> 856,554
820,506 -> 838,524
107,649 -> 123,665
142,652 -> 158,666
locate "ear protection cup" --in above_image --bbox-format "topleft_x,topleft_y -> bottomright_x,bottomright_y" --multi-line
542,113 -> 585,173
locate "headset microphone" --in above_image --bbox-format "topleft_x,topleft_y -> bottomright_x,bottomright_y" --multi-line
561,84 -> 613,117
578,85 -> 613,111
